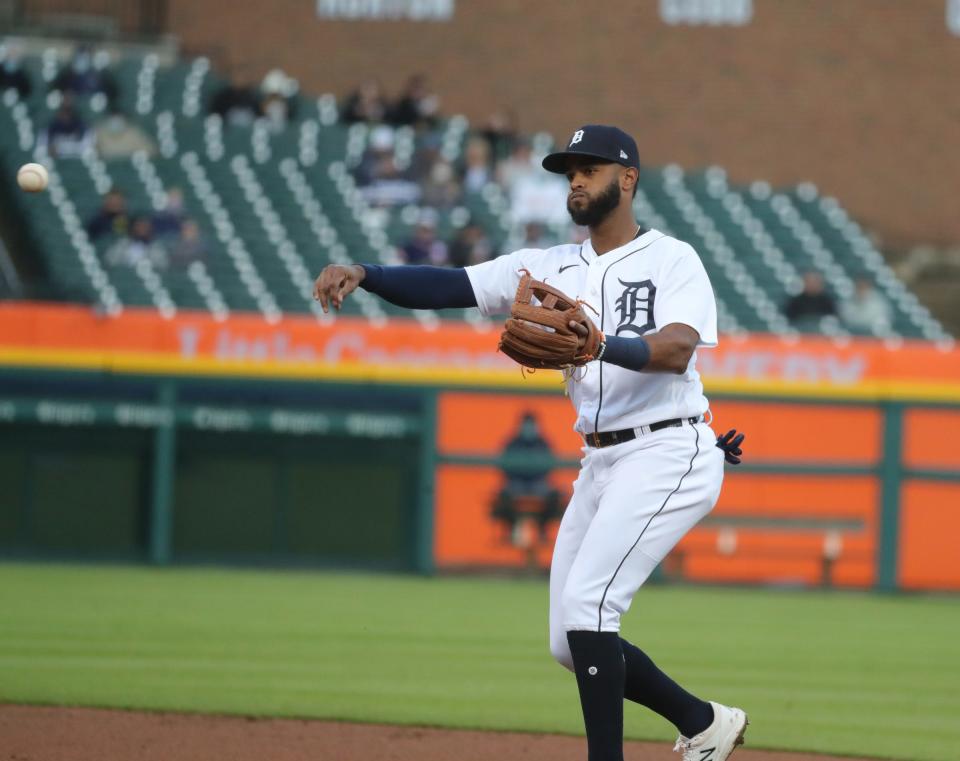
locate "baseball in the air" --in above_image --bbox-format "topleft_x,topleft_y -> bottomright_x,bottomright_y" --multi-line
17,163 -> 49,193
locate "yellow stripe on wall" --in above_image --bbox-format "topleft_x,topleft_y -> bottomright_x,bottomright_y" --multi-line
0,348 -> 564,390
1,348 -> 959,402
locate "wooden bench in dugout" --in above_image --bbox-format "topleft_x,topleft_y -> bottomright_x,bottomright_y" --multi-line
664,515 -> 871,588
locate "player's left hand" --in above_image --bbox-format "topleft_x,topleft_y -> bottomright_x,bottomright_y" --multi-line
498,273 -> 602,370
716,429 -> 745,465
568,320 -> 588,348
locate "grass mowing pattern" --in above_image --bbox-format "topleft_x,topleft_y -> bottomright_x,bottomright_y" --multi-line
0,564 -> 957,760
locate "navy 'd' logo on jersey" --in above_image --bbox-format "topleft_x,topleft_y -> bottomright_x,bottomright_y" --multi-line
614,278 -> 656,336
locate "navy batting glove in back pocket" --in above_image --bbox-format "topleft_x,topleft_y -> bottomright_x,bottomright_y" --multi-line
716,429 -> 745,465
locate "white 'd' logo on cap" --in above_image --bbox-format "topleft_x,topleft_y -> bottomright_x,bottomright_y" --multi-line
570,130 -> 584,146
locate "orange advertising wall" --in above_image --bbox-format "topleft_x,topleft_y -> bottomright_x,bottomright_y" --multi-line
434,393 -> 892,587
709,402 -> 882,465
903,409 -> 960,471
1,302 -> 960,399
897,409 -> 960,590
898,482 -> 960,590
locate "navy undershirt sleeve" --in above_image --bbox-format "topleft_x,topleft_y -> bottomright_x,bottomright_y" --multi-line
360,264 -> 478,310
600,334 -> 651,372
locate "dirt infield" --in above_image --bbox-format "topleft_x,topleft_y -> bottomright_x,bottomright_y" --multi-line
0,705 -> 879,761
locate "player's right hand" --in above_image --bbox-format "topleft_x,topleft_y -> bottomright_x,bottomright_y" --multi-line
313,264 -> 365,313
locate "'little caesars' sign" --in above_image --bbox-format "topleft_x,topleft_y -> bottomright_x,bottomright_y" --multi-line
317,0 -> 454,20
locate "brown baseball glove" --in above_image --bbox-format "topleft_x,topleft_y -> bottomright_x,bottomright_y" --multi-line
498,271 -> 603,370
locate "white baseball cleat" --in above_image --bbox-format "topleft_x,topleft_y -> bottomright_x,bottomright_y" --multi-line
673,701 -> 748,761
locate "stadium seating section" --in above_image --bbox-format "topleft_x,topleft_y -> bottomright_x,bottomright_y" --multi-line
0,49 -> 949,341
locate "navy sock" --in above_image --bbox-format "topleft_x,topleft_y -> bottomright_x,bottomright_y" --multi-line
566,631 -> 625,761
620,637 -> 714,738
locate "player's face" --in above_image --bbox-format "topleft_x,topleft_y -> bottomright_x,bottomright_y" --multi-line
565,160 -> 623,227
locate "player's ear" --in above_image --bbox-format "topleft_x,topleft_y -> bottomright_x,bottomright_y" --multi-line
622,167 -> 638,196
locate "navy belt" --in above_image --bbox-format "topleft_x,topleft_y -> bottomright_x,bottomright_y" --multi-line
584,415 -> 704,449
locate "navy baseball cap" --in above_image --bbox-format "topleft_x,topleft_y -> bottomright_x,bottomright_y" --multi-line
542,125 -> 640,174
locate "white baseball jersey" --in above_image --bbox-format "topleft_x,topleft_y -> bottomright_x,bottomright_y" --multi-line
465,229 -> 718,433
468,229 -> 725,653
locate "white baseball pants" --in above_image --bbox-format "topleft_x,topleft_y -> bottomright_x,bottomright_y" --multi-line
549,421 -> 724,671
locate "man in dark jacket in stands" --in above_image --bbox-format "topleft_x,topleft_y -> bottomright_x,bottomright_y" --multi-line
51,45 -> 117,105
210,80 -> 262,126
784,270 -> 837,323
86,189 -> 129,240
387,74 -> 439,129
0,45 -> 31,99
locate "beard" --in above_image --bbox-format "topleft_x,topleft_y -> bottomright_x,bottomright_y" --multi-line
566,177 -> 621,227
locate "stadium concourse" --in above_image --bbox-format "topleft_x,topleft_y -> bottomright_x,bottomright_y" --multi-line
0,47 -> 949,343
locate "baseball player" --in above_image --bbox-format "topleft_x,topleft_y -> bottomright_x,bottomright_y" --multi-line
314,124 -> 747,761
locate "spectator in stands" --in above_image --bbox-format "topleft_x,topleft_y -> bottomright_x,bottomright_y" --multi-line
151,188 -> 187,239
448,222 -> 493,268
86,189 -> 129,240
167,220 -> 208,269
410,131 -> 442,179
840,275 -> 892,335
94,107 -> 156,159
496,137 -> 536,190
210,79 -> 262,126
105,216 -> 166,269
51,45 -> 117,105
39,95 -> 92,158
353,124 -> 391,185
388,73 -> 439,129
399,213 -> 447,266
410,132 -> 460,207
461,137 -> 492,194
0,44 -> 31,99
341,78 -> 388,124
420,156 -> 461,209
480,108 -> 518,164
354,126 -> 420,207
784,271 -> 837,322
498,138 -> 567,226
260,68 -> 298,132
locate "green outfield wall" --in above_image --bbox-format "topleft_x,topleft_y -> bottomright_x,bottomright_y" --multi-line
0,367 -> 958,590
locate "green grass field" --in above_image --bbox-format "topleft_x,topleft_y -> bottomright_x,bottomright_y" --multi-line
0,564 -> 957,760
